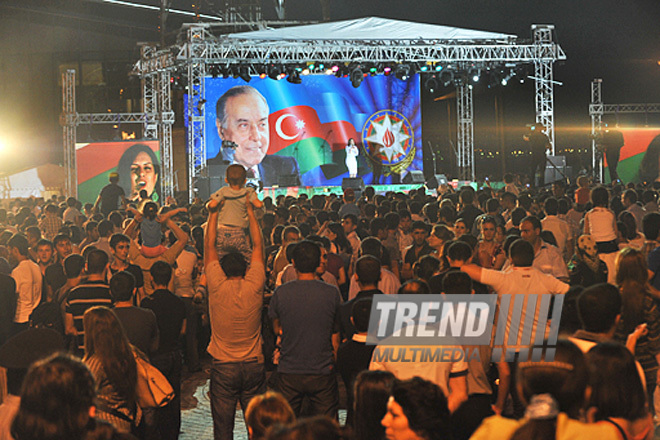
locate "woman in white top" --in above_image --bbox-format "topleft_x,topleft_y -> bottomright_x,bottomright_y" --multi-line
583,186 -> 619,253
345,138 -> 359,178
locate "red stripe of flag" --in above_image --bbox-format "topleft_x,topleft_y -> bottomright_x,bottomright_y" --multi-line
268,106 -> 359,154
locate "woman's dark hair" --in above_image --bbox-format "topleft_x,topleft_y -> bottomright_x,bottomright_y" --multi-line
117,143 -> 161,201
391,377 -> 452,440
590,186 -> 610,208
639,134 -> 660,183
83,307 -> 137,406
586,342 -> 648,422
615,248 -> 648,335
353,370 -> 395,440
245,391 -> 295,440
618,211 -> 638,240
11,353 -> 97,440
327,222 -> 352,255
510,340 -> 588,440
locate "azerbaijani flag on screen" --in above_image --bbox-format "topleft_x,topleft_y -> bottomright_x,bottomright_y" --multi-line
203,74 -> 422,186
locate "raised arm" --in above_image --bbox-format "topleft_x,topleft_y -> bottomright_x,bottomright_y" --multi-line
205,200 -> 220,267
247,198 -> 263,263
164,216 -> 189,257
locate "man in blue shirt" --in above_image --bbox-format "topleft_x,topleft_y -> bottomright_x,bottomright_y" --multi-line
269,240 -> 342,418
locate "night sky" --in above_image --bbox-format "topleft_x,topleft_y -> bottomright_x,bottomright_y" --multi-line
1,0 -> 659,175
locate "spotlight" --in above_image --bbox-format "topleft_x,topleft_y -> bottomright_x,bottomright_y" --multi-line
268,64 -> 281,80
468,68 -> 480,84
440,70 -> 454,86
435,64 -> 443,72
350,66 -> 364,88
424,75 -> 438,94
394,64 -> 411,81
383,66 -> 392,75
238,66 -> 251,83
286,68 -> 301,84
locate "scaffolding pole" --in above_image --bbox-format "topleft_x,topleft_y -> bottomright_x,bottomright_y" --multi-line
590,79 -> 604,182
186,25 -> 208,202
61,70 -> 77,198
457,82 -> 474,181
533,25 -> 557,155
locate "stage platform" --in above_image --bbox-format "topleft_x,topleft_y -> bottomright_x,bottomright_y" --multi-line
259,180 -> 487,198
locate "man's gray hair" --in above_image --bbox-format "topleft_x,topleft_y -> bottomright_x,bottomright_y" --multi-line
215,85 -> 268,129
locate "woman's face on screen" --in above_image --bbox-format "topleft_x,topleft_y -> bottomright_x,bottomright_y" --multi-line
130,151 -> 158,198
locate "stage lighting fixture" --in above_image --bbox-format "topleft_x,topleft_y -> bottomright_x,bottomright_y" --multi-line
469,68 -> 480,84
350,66 -> 364,88
287,69 -> 302,84
302,68 -> 311,75
395,64 -> 411,81
424,75 -> 438,94
238,66 -> 251,83
268,64 -> 281,80
230,66 -> 239,79
370,66 -> 378,76
384,66 -> 392,75
440,70 -> 454,87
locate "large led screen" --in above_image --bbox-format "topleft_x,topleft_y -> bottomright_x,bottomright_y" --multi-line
602,127 -> 660,183
203,74 -> 422,187
76,140 -> 161,204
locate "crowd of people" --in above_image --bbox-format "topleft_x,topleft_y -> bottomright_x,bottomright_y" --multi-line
1,167 -> 660,440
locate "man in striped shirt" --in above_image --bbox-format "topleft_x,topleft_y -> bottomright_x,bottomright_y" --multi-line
65,249 -> 114,354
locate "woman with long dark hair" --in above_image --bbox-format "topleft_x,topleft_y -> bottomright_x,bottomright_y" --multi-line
353,370 -> 395,440
324,222 -> 353,257
613,248 -> 660,415
471,340 -> 620,440
586,342 -> 653,440
117,143 -> 161,203
11,353 -> 135,440
83,306 -> 139,433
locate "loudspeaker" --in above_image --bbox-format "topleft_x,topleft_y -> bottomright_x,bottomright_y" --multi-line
426,174 -> 448,189
194,176 -> 226,200
278,174 -> 300,187
402,170 -> 425,184
342,177 -> 365,191
545,155 -> 566,184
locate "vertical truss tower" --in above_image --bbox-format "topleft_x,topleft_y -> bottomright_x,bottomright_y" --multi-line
456,82 -> 475,181
533,25 -> 557,155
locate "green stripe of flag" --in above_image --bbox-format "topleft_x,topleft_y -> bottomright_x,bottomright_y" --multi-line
273,137 -> 330,174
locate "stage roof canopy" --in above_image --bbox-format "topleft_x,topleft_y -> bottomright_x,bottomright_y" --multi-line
225,16 -> 517,42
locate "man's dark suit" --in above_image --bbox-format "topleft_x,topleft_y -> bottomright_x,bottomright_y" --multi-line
207,153 -> 300,187
258,155 -> 300,187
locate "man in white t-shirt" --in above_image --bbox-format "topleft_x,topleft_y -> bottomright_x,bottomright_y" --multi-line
8,234 -> 42,335
461,239 -> 569,351
541,197 -> 573,261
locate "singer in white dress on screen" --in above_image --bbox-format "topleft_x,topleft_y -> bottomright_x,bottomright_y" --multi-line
345,138 -> 359,178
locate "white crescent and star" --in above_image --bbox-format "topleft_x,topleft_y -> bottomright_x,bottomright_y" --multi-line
275,114 -> 305,140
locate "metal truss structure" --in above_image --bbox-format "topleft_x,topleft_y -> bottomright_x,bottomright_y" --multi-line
60,64 -> 175,200
533,25 -> 557,155
589,78 -> 660,182
456,82 -> 474,180
61,70 -> 77,198
130,22 -> 565,191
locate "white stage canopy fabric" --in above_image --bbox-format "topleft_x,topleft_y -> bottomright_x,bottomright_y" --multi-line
226,16 -> 516,42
